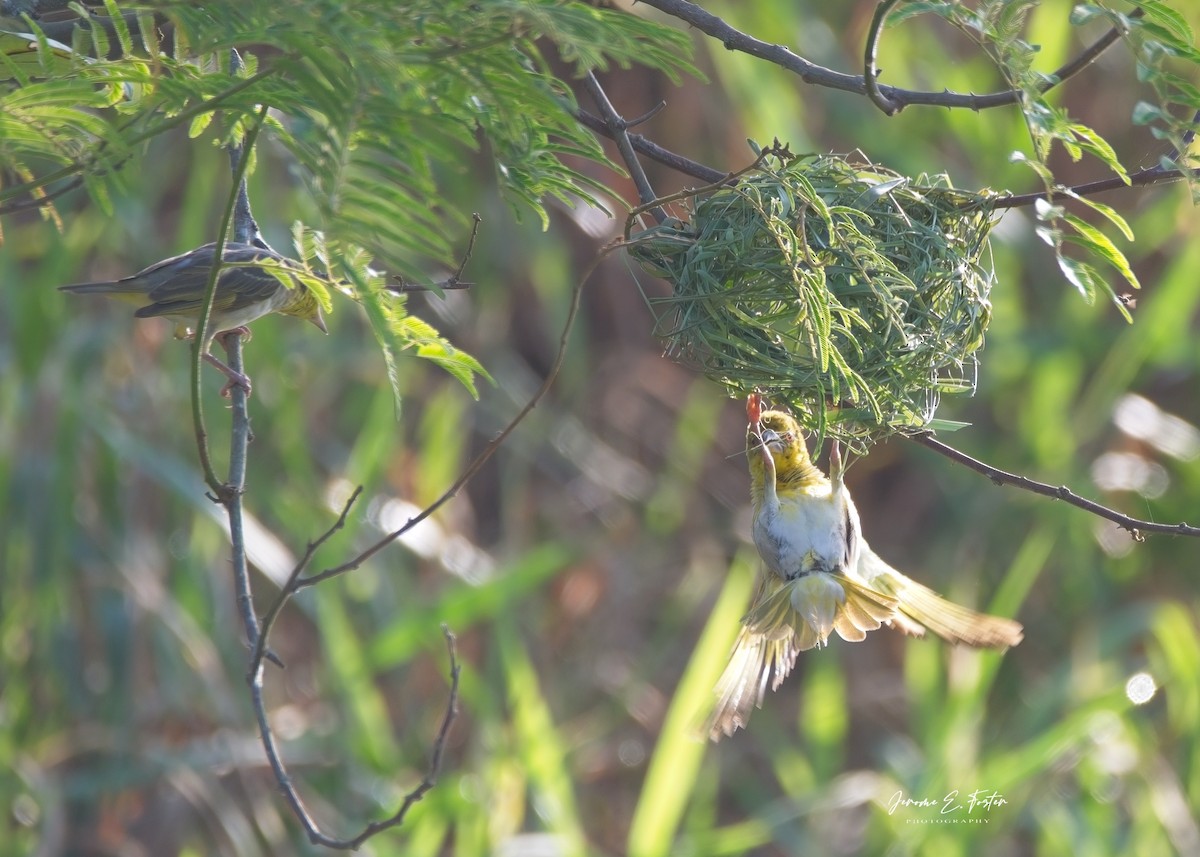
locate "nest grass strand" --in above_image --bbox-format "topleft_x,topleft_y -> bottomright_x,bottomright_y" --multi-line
627,152 -> 998,449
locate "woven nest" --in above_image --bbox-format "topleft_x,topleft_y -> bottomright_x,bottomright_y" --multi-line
627,151 -> 999,448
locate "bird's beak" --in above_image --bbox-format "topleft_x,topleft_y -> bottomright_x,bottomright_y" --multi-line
310,308 -> 328,334
760,428 -> 783,450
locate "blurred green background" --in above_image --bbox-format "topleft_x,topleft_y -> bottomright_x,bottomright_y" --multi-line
3,1 -> 1200,855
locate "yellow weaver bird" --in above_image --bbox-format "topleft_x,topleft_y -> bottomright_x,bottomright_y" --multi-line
706,396 -> 1023,740
60,242 -> 327,395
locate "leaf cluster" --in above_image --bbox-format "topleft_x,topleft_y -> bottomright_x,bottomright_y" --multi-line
888,0 -> 1200,320
0,0 -> 696,395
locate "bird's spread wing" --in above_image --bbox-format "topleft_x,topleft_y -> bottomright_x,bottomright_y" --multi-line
705,570 -> 899,740
858,547 -> 1024,649
705,620 -> 798,740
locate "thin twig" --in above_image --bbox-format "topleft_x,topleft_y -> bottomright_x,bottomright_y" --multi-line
636,0 -> 1139,112
389,213 -> 482,293
249,486 -> 364,673
248,616 -> 458,849
993,162 -> 1195,209
910,433 -> 1200,540
346,626 -> 460,849
582,72 -> 665,222
864,0 -> 903,115
448,212 -> 482,285
298,240 -> 599,588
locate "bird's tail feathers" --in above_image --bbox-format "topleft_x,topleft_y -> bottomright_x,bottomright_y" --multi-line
704,572 -> 898,740
59,280 -> 135,295
859,548 -> 1023,649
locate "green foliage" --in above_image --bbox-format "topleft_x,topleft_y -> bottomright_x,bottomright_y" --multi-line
0,0 -> 696,395
888,0 -> 1200,318
4,1 -> 1200,855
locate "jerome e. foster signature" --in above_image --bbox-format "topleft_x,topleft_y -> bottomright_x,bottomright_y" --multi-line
887,788 -> 1008,822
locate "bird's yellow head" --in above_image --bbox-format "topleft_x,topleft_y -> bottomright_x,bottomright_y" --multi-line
747,409 -> 825,492
280,286 -> 328,333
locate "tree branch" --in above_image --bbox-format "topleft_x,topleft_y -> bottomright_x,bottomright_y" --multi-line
231,210 -> 596,849
993,162 -> 1196,209
910,433 -> 1200,540
573,108 -> 727,185
582,71 -> 665,220
637,0 -> 1140,113
345,626 -> 459,850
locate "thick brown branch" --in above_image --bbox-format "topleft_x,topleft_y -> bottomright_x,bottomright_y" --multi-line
638,0 -> 1140,113
864,0 -> 903,115
910,433 -> 1200,540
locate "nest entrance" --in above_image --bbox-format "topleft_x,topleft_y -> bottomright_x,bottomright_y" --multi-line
627,151 -> 999,448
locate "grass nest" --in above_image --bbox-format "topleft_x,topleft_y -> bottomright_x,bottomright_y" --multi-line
626,150 -> 1001,449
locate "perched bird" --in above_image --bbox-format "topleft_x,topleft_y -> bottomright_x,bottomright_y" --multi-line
60,242 -> 327,394
706,396 -> 1023,740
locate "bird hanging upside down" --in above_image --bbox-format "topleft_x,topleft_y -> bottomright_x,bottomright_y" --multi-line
706,395 -> 1023,740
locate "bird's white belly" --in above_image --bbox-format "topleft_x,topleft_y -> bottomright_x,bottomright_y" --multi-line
753,489 -> 849,579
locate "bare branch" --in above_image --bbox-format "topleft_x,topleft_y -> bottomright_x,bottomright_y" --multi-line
245,619 -> 460,850
248,486 -> 364,674
582,72 -> 664,221
389,212 -> 483,293
573,108 -> 727,184
993,163 -> 1195,210
910,433 -> 1200,540
637,0 -> 1140,113
345,626 -> 460,849
191,104 -> 270,495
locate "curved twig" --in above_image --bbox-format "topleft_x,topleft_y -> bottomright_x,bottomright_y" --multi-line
910,433 -> 1200,540
191,105 -> 269,495
345,626 -> 459,849
247,619 -> 458,850
864,0 -> 903,115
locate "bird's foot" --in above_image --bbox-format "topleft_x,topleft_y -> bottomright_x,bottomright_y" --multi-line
204,352 -> 253,398
830,440 -> 844,481
217,326 -> 253,345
